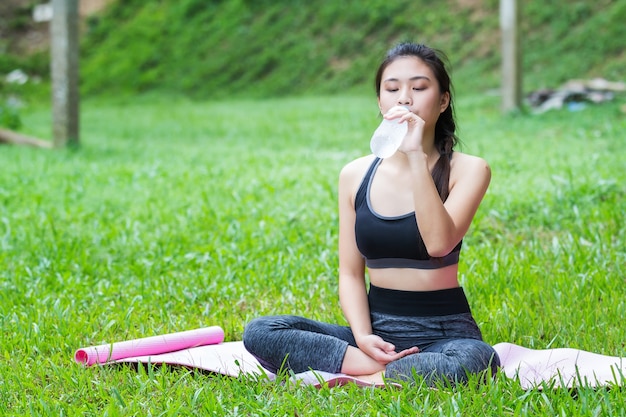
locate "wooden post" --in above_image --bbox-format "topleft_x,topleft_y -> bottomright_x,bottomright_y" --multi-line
51,0 -> 79,147
500,0 -> 522,112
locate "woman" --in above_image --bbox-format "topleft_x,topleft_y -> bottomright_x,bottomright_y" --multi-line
243,42 -> 500,385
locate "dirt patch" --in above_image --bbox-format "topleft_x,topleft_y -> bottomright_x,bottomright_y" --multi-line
79,0 -> 114,17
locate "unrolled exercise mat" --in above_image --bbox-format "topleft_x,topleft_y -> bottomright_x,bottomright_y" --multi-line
75,327 -> 626,389
74,326 -> 225,366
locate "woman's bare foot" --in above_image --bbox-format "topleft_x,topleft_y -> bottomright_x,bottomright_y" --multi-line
354,370 -> 385,384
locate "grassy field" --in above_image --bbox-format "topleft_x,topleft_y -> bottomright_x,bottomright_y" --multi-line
1,92 -> 625,415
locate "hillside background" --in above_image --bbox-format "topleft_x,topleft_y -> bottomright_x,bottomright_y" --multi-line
1,0 -> 625,100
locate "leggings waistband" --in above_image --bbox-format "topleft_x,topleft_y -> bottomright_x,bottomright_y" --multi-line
368,284 -> 471,317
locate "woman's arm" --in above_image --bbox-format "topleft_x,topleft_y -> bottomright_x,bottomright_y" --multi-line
337,159 -> 371,340
337,159 -> 419,370
406,151 -> 491,257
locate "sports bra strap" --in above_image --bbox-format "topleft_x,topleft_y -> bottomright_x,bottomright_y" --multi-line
354,157 -> 381,209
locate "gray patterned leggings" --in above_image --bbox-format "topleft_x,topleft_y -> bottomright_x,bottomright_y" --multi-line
243,310 -> 500,385
243,285 -> 500,385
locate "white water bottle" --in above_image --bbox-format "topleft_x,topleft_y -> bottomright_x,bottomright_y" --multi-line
369,106 -> 409,158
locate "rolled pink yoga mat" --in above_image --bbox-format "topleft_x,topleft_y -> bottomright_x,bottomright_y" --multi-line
74,326 -> 225,366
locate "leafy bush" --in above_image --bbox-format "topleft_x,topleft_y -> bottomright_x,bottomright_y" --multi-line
0,100 -> 21,129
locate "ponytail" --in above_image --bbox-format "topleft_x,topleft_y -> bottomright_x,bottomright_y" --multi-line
432,97 -> 458,202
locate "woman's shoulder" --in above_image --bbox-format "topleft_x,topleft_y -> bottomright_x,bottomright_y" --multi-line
450,151 -> 491,186
451,151 -> 490,172
339,154 -> 377,182
338,154 -> 376,199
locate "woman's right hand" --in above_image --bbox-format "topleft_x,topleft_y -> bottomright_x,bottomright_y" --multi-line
357,334 -> 419,364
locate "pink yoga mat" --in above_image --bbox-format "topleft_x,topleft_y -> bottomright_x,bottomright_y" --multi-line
493,342 -> 626,389
74,326 -> 224,366
75,327 -> 626,389
116,341 -> 626,389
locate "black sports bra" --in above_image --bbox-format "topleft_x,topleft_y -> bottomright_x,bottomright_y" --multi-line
354,158 -> 461,269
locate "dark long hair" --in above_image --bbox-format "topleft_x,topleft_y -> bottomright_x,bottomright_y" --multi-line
375,42 -> 458,202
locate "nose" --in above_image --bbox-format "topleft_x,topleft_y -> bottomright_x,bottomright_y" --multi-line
398,86 -> 412,106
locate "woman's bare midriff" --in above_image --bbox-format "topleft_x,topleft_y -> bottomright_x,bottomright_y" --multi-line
368,263 -> 460,292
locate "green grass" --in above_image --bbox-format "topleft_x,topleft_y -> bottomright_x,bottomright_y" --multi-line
1,92 -> 625,416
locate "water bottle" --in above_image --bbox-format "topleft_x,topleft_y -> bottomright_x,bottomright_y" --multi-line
369,106 -> 409,158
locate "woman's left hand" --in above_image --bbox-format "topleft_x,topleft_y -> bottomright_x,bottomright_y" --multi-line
358,333 -> 419,364
383,107 -> 426,154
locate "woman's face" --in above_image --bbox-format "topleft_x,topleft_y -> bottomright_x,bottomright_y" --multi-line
377,56 -> 449,126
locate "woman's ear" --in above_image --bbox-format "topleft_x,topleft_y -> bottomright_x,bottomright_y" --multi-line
440,91 -> 450,113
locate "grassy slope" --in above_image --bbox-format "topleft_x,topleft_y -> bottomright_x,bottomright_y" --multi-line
77,0 -> 626,98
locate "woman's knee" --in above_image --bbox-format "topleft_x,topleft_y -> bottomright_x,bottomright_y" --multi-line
451,339 -> 500,375
408,339 -> 500,384
242,315 -> 296,351
243,316 -> 275,352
